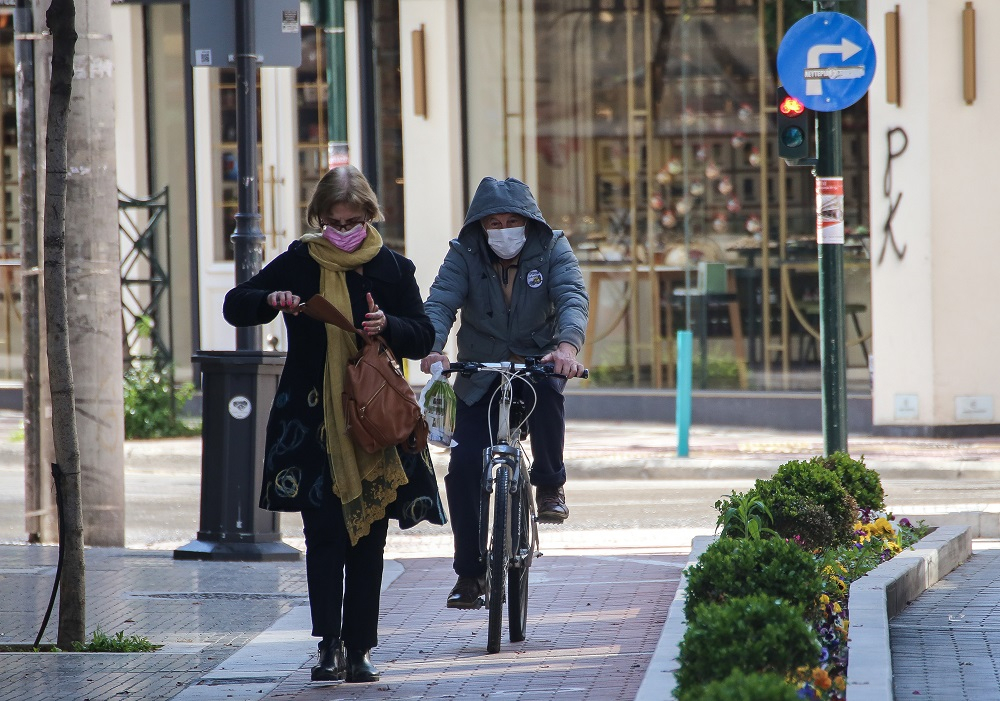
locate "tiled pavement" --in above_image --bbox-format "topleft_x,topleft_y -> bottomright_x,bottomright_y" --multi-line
6,409 -> 1000,700
891,546 -> 1000,700
0,544 -> 682,701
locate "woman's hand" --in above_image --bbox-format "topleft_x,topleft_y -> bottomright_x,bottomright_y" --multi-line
362,292 -> 388,337
420,352 -> 450,374
541,342 -> 585,378
268,291 -> 301,314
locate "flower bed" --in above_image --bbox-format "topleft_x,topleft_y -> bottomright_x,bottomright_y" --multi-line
669,452 -> 931,701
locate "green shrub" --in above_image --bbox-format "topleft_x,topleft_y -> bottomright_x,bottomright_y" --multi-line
683,537 -> 824,622
675,594 -> 819,694
677,670 -> 800,701
820,451 -> 885,511
123,361 -> 199,439
749,479 -> 839,548
780,496 -> 837,549
762,459 -> 859,545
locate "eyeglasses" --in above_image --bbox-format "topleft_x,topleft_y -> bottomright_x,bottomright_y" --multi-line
324,218 -> 367,232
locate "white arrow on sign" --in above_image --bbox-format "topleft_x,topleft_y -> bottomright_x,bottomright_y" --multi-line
805,37 -> 862,95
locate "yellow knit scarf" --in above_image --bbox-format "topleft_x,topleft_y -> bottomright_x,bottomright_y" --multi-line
301,226 -> 407,545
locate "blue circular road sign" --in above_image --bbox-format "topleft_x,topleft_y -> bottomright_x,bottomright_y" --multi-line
776,12 -> 876,112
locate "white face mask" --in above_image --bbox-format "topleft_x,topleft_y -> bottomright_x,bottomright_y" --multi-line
486,225 -> 526,259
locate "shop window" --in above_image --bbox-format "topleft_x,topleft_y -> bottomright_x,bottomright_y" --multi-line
213,68 -> 262,262
296,24 -> 327,231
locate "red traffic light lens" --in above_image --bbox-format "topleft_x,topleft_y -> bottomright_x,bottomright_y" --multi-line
779,96 -> 805,116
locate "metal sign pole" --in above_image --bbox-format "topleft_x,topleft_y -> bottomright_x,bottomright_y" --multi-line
813,0 -> 847,455
324,0 -> 349,168
816,108 -> 847,454
233,0 -> 265,351
778,2 -> 874,455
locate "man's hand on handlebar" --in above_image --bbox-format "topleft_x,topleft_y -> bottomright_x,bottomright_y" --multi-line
541,342 -> 586,379
420,351 -> 451,374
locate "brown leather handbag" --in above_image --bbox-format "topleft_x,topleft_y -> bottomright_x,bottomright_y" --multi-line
299,294 -> 428,454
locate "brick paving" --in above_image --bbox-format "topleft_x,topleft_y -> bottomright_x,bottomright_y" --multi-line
0,544 -> 307,701
890,547 -> 1000,700
266,553 -> 681,701
0,544 -> 681,701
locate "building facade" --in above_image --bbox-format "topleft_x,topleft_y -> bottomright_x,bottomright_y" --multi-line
2,0 -> 992,433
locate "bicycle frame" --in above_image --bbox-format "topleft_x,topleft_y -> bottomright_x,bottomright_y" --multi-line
444,360 -> 549,653
477,367 -> 540,575
443,359 -> 585,652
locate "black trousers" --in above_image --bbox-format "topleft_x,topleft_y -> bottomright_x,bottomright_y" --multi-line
301,503 -> 389,650
445,375 -> 566,578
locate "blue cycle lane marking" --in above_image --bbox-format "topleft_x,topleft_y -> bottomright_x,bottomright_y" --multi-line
776,12 -> 876,112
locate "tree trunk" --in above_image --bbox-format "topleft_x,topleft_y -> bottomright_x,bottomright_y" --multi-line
44,0 -> 85,649
17,0 -> 58,544
65,0 -> 124,547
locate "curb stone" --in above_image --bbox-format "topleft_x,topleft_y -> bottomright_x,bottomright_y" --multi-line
846,525 -> 972,701
636,535 -> 715,700
641,526 -> 972,700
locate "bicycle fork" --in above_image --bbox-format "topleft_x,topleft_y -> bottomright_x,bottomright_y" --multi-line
478,444 -> 539,571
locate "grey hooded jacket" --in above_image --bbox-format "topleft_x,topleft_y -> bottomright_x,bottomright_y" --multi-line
425,177 -> 589,405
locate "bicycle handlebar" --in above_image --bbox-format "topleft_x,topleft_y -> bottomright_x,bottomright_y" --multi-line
442,359 -> 589,380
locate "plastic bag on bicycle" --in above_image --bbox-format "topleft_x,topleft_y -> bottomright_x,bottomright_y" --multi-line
418,361 -> 457,448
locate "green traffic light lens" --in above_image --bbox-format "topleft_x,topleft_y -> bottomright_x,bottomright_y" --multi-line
781,126 -> 805,149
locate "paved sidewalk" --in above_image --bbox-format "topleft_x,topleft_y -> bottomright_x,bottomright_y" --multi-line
3,410 -> 1000,699
890,543 -> 1000,700
0,543 -> 682,701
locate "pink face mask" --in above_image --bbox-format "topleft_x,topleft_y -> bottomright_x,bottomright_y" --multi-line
322,223 -> 367,252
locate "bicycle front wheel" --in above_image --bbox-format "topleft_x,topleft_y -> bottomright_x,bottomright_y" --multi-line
508,477 -> 531,643
486,462 -> 510,654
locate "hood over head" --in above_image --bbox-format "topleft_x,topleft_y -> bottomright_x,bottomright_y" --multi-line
460,177 -> 553,240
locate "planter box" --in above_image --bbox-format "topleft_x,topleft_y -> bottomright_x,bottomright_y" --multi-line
636,526 -> 971,700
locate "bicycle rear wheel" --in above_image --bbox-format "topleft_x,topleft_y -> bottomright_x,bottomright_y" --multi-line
486,462 -> 510,654
508,476 -> 530,643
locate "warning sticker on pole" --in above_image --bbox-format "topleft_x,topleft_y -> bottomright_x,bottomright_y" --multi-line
816,177 -> 845,244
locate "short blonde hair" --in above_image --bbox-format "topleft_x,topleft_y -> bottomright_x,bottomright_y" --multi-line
305,165 -> 384,229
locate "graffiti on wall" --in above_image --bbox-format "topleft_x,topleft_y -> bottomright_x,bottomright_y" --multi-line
879,127 -> 908,264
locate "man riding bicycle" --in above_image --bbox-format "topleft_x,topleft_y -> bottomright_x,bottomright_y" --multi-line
420,176 -> 589,609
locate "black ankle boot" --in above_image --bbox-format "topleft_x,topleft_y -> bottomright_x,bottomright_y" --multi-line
345,648 -> 380,683
310,638 -> 346,682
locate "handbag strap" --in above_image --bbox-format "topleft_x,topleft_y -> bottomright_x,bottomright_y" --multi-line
299,294 -> 377,346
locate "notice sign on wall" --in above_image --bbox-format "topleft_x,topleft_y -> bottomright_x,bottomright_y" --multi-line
816,176 -> 844,244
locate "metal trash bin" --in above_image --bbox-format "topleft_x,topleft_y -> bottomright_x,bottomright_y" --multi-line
174,350 -> 300,561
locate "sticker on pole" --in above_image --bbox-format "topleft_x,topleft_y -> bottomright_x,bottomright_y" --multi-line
776,12 -> 876,112
229,395 -> 252,420
816,177 -> 844,244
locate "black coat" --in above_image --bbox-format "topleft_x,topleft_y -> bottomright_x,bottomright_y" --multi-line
223,241 -> 435,512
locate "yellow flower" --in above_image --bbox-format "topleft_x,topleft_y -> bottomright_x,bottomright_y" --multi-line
834,675 -> 846,691
833,602 -> 842,614
820,594 -> 830,605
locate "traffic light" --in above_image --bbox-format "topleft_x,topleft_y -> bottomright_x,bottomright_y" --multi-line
776,86 -> 810,163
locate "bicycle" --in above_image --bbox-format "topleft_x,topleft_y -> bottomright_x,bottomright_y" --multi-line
443,358 -> 588,654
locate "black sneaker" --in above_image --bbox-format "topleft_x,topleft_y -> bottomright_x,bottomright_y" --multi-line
536,485 -> 569,523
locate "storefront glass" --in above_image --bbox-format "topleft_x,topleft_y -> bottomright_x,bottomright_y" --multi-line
0,12 -> 21,381
464,0 -> 871,392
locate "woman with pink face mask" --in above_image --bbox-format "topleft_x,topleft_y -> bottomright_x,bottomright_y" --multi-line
223,165 -> 439,684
